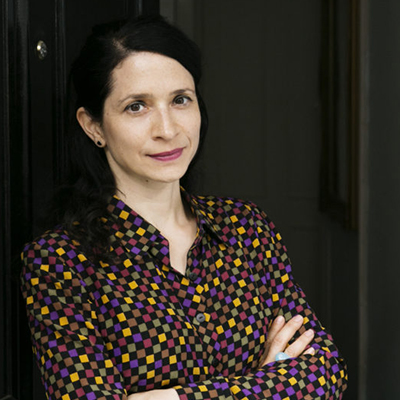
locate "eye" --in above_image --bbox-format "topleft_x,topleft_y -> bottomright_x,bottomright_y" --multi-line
125,101 -> 145,113
174,95 -> 192,106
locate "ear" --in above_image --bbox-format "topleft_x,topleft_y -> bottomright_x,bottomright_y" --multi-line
76,107 -> 106,146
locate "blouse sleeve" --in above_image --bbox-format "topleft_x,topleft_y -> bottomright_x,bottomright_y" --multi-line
173,202 -> 348,400
21,240 -> 128,400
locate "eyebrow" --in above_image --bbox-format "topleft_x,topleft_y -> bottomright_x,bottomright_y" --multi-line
117,88 -> 196,106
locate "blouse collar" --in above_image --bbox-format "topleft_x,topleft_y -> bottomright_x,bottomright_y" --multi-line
104,188 -> 232,254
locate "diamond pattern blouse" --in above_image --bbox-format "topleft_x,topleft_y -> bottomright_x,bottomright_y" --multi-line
21,191 -> 347,400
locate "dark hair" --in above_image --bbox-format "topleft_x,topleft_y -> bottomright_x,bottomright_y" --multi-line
52,15 -> 208,261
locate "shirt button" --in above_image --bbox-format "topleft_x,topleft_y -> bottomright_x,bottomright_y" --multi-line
188,272 -> 198,281
211,358 -> 219,367
195,313 -> 206,323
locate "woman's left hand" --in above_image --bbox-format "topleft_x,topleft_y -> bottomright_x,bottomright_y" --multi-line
260,315 -> 315,366
127,388 -> 179,400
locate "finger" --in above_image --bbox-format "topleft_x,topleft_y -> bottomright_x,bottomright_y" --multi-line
262,314 -> 304,365
266,315 -> 285,346
258,316 -> 285,366
304,346 -> 316,356
284,328 -> 315,358
270,314 -> 304,350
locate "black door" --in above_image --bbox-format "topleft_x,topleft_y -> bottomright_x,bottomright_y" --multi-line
0,2 -> 160,400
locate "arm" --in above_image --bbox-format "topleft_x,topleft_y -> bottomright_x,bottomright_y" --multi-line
21,241 -> 128,400
127,316 -> 317,400
121,202 -> 348,400
170,202 -> 347,399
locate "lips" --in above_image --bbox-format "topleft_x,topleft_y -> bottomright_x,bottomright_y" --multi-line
148,147 -> 184,161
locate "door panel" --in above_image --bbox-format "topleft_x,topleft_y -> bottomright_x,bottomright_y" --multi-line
0,2 -> 159,400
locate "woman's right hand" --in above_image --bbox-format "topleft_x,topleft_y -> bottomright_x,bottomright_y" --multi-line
260,314 -> 316,367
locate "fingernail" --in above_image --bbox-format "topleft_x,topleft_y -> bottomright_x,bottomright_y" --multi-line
293,315 -> 303,322
305,329 -> 314,337
305,347 -> 316,355
276,315 -> 285,323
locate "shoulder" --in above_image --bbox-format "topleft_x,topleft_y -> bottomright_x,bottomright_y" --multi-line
190,194 -> 289,269
20,227 -> 94,302
191,193 -> 278,237
23,226 -> 74,254
192,193 -> 255,213
192,193 -> 271,223
21,226 -> 85,272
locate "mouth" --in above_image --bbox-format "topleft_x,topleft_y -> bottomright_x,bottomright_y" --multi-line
148,147 -> 184,162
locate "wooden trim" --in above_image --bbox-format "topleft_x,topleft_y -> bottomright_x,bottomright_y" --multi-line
357,0 -> 370,396
348,0 -> 360,230
1,0 -> 34,399
54,0 -> 67,179
320,0 -> 344,222
0,0 -> 11,392
320,0 -> 360,231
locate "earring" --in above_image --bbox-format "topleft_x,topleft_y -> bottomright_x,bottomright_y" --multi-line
96,140 -> 103,147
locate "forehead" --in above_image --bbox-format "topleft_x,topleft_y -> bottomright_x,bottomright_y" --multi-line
109,51 -> 195,95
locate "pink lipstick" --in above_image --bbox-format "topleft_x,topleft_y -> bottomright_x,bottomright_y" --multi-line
149,147 -> 184,161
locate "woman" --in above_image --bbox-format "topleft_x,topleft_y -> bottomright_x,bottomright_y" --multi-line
21,15 -> 348,400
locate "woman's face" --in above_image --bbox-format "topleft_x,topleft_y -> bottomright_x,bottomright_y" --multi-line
85,51 -> 201,190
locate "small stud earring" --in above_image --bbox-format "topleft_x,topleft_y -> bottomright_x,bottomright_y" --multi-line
96,140 -> 102,147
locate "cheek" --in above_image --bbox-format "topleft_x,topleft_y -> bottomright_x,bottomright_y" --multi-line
189,119 -> 201,157
102,119 -> 143,149
188,109 -> 202,139
186,121 -> 200,155
103,129 -> 142,165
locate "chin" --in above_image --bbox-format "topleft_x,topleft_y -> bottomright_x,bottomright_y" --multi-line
156,164 -> 191,181
152,170 -> 188,185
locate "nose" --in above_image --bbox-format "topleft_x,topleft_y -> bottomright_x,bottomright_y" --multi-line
153,108 -> 179,140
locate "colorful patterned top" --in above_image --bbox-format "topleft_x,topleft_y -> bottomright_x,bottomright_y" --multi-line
21,191 -> 348,400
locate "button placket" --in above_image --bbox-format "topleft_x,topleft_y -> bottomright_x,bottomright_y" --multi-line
188,271 -> 199,282
195,313 -> 206,323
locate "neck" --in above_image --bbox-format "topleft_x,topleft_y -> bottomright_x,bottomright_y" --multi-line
116,180 -> 189,232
